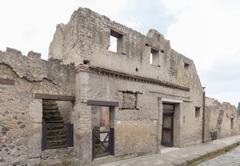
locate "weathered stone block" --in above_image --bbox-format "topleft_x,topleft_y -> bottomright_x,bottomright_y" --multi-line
29,100 -> 42,123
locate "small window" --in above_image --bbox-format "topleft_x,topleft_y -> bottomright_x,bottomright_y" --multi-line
195,107 -> 201,118
231,118 -> 234,129
108,29 -> 123,53
150,48 -> 159,66
184,62 -> 190,69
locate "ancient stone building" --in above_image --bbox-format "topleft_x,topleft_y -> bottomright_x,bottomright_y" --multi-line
0,7 -> 239,166
49,7 -> 204,165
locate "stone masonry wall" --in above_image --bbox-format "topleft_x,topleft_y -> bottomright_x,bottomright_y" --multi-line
0,48 -> 75,166
205,97 -> 240,142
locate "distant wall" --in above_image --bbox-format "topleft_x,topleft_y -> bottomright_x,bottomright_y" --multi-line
205,97 -> 240,142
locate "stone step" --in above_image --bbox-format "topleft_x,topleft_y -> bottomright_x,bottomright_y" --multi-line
46,124 -> 65,130
43,105 -> 59,110
43,103 -> 58,107
47,139 -> 67,143
47,135 -> 67,141
48,129 -> 67,135
47,142 -> 68,149
43,111 -> 60,115
44,117 -> 63,121
45,119 -> 64,123
47,134 -> 67,139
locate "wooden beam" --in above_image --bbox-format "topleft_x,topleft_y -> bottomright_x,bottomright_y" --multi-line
0,78 -> 15,85
87,100 -> 119,107
34,93 -> 75,101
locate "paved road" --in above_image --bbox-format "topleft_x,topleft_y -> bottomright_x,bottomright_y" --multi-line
198,146 -> 240,166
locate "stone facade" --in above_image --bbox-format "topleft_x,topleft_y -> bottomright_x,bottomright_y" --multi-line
49,7 -> 203,165
0,6 -> 239,166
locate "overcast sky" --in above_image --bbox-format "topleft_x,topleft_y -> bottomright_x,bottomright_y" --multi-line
0,0 -> 240,105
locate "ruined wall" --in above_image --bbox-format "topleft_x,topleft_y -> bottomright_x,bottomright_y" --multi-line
0,48 -> 75,166
49,7 -> 203,165
205,97 -> 240,142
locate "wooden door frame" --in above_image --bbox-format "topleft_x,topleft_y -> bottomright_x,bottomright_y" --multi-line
161,103 -> 175,147
88,100 -> 118,159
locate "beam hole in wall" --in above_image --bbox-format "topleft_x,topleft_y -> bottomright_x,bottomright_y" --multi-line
83,59 -> 90,65
108,29 -> 123,53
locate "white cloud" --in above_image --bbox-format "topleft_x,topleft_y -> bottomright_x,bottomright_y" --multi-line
0,0 -> 81,57
163,0 -> 240,105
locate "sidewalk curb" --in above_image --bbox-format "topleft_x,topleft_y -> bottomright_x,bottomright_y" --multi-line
176,141 -> 240,166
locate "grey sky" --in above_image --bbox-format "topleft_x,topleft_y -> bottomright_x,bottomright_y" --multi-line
0,0 -> 239,105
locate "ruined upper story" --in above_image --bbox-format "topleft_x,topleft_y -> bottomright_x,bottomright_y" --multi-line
0,48 -> 75,95
49,7 -> 202,95
205,96 -> 237,114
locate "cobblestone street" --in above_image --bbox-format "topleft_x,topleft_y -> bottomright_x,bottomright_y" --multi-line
99,136 -> 240,166
199,146 -> 240,166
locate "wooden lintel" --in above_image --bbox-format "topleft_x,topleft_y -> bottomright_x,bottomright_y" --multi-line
34,93 -> 75,101
87,100 -> 119,107
0,78 -> 15,85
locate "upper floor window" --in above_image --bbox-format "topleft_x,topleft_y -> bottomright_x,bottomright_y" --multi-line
108,29 -> 123,53
150,48 -> 159,66
184,62 -> 190,69
195,107 -> 201,118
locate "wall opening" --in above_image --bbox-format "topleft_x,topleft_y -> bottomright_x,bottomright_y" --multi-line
108,29 -> 123,53
92,106 -> 115,159
195,107 -> 201,118
161,103 -> 175,147
184,62 -> 190,69
42,100 -> 73,150
231,118 -> 234,129
150,48 -> 159,66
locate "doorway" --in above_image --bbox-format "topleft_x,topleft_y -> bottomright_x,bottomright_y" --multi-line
92,106 -> 114,159
161,104 -> 175,147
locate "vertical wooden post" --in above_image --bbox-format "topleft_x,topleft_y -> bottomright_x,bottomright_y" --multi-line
41,121 -> 47,150
67,123 -> 74,147
109,128 -> 115,155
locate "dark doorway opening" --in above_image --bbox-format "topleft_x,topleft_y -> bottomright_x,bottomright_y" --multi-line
42,100 -> 73,150
161,104 -> 175,147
